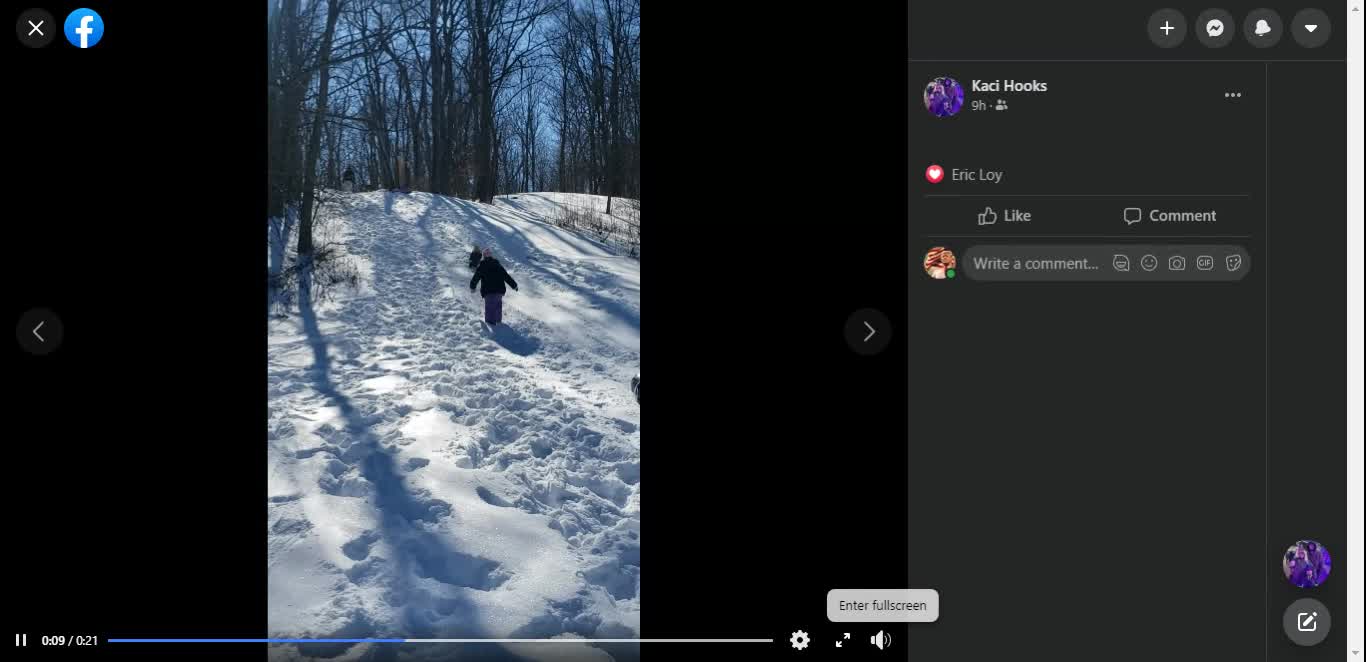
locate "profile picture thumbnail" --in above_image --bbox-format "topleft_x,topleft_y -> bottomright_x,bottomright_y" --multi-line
924,247 -> 957,279
1283,540 -> 1332,588
924,76 -> 964,117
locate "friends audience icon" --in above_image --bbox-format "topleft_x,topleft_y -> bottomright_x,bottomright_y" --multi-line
924,247 -> 957,280
924,77 -> 964,117
1283,540 -> 1332,588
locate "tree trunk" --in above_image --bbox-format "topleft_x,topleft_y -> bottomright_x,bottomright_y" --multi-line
558,52 -> 567,192
524,72 -> 534,192
606,0 -> 624,200
395,60 -> 423,189
412,53 -> 429,192
268,0 -> 305,219
296,0 -> 343,257
428,0 -> 445,195
470,0 -> 496,203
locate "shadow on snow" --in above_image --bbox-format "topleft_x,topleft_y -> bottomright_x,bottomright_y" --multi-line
295,270 -> 526,660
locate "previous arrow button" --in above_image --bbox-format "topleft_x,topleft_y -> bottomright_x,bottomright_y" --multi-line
17,308 -> 63,356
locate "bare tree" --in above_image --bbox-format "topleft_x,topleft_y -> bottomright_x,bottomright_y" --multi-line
297,0 -> 345,257
269,0 -> 641,265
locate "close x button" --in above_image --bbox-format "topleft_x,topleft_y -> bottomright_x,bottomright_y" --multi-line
16,9 -> 56,48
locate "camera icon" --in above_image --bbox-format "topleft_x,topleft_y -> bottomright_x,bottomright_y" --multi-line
1168,255 -> 1187,271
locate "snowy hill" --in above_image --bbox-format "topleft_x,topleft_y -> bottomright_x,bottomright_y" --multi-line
267,190 -> 640,661
496,192 -> 640,259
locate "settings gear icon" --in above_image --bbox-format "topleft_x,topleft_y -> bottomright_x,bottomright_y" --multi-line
789,630 -> 810,650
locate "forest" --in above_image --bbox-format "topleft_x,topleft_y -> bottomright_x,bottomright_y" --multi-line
267,0 -> 640,259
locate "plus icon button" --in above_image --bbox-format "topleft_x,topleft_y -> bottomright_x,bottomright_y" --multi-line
1148,9 -> 1187,47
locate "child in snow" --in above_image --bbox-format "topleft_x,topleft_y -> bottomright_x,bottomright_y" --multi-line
341,166 -> 355,193
469,248 -> 518,326
468,245 -> 483,271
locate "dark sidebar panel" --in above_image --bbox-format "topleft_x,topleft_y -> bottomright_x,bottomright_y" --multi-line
906,2 -> 1346,660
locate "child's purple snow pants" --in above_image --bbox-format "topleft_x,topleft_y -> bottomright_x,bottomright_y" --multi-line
484,293 -> 503,325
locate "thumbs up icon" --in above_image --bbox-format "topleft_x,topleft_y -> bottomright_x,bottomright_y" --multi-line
977,207 -> 998,226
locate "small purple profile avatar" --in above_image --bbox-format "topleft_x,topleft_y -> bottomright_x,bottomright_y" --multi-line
1282,540 -> 1332,588
923,76 -> 964,117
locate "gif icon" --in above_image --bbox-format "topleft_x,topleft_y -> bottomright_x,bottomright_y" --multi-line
1196,255 -> 1214,271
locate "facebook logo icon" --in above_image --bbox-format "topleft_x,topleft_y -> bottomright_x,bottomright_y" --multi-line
64,8 -> 105,49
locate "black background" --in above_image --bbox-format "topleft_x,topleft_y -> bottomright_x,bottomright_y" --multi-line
10,0 -> 268,655
6,1 -> 1350,661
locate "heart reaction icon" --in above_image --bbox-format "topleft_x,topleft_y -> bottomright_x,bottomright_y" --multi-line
925,164 -> 944,184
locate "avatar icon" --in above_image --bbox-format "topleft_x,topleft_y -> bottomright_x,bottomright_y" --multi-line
924,77 -> 964,117
1283,540 -> 1332,588
924,247 -> 957,279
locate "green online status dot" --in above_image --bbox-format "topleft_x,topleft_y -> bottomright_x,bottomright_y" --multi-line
947,269 -> 956,279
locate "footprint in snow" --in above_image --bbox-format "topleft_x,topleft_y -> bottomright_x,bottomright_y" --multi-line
341,530 -> 381,561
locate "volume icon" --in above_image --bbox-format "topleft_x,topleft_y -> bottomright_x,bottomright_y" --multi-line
870,630 -> 892,650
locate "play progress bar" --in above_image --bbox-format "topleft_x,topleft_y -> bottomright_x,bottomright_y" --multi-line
108,638 -> 773,644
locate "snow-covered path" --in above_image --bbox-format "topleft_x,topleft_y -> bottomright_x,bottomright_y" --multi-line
267,191 -> 640,661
